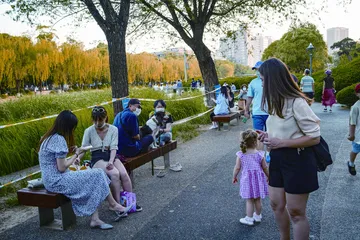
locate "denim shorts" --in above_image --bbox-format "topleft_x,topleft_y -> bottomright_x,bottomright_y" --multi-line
252,115 -> 268,131
352,142 -> 360,154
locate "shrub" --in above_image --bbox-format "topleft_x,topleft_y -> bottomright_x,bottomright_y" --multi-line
219,76 -> 255,89
49,90 -> 56,94
336,83 -> 359,107
1,94 -> 7,99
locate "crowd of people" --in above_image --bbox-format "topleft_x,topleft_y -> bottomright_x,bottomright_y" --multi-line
149,78 -> 202,96
38,55 -> 360,239
38,98 -> 173,230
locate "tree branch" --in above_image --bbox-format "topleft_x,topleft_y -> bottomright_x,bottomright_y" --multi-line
99,0 -> 118,22
212,0 -> 250,17
81,0 -> 107,31
138,0 -> 176,27
118,0 -> 131,28
193,0 -> 198,18
183,0 -> 195,20
204,0 -> 216,23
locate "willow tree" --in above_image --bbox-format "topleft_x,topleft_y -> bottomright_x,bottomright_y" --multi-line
136,0 -> 351,104
4,0 -> 131,113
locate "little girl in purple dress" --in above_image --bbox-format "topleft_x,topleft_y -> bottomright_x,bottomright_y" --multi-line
232,129 -> 269,226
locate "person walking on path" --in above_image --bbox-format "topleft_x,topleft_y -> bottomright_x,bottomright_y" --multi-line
38,110 -> 132,230
347,83 -> 360,176
244,61 -> 269,131
322,69 -> 336,112
256,58 -> 321,240
300,69 -> 315,106
233,129 -> 269,226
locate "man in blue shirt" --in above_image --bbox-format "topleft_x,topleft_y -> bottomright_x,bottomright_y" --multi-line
113,99 -> 153,157
245,61 -> 269,131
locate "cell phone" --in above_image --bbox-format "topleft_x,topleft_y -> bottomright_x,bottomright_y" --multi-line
79,145 -> 93,151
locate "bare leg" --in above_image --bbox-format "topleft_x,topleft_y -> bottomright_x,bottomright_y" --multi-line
106,193 -> 127,212
114,159 -> 133,193
269,186 -> 290,240
93,160 -> 122,203
246,199 -> 254,217
350,151 -> 357,164
90,209 -> 106,227
254,198 -> 262,215
286,193 -> 310,240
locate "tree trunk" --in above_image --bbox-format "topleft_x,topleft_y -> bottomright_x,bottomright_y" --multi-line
193,43 -> 219,107
105,27 -> 128,115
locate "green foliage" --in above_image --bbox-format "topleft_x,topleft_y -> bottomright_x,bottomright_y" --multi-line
262,23 -> 329,73
5,196 -> 19,207
336,84 -> 359,107
219,76 -> 255,89
0,88 -> 207,176
331,38 -> 360,61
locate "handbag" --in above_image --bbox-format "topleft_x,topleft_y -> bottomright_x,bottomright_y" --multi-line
292,99 -> 333,172
120,191 -> 137,213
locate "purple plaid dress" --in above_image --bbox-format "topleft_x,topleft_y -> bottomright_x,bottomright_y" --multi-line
236,151 -> 268,199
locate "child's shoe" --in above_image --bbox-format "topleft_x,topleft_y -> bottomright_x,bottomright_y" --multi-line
348,161 -> 356,176
239,216 -> 254,226
253,212 -> 262,223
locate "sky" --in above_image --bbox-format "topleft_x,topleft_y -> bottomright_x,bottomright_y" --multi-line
0,0 -> 359,54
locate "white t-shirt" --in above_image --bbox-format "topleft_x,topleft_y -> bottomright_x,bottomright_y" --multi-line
350,100 -> 360,144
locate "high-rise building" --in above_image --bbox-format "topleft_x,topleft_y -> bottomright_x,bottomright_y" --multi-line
327,27 -> 349,52
216,29 -> 272,67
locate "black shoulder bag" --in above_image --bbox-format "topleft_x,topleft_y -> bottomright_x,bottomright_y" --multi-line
292,99 -> 333,172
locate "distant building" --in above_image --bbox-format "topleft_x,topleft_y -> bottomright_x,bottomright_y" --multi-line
216,29 -> 272,67
327,27 -> 349,53
154,48 -> 194,59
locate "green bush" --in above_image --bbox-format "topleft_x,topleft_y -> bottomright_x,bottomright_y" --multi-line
219,76 -> 255,89
0,88 -> 207,176
1,94 -> 7,99
336,83 -> 359,107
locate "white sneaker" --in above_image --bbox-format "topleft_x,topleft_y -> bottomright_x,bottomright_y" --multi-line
209,125 -> 217,130
239,216 -> 254,226
253,212 -> 262,223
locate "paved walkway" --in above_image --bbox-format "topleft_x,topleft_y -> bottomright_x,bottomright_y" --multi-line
1,103 -> 356,240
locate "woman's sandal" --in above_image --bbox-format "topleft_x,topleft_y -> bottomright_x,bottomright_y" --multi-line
113,204 -> 133,222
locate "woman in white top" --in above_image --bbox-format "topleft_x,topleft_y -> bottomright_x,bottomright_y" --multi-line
257,58 -> 320,240
80,106 -> 142,213
209,86 -> 230,129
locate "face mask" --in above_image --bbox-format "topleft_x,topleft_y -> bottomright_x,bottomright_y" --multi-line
134,108 -> 142,116
155,107 -> 165,113
95,122 -> 106,129
256,71 -> 261,78
242,87 -> 247,91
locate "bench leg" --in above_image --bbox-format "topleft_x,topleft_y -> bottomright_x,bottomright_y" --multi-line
39,207 -> 54,227
217,123 -> 221,131
61,201 -> 76,230
151,160 -> 154,176
164,152 -> 170,169
129,170 -> 135,188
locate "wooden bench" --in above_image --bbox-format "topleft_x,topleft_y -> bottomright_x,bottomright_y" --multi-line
213,112 -> 240,130
17,188 -> 76,230
123,140 -> 177,179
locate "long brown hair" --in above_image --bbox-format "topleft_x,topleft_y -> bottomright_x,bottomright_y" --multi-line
39,110 -> 78,150
259,58 -> 307,118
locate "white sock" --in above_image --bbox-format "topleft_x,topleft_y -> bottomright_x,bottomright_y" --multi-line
349,161 -> 355,167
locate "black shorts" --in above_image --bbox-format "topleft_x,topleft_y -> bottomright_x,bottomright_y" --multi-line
91,150 -> 111,168
269,147 -> 319,194
304,92 -> 314,99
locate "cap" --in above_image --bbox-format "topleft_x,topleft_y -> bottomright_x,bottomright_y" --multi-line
325,69 -> 332,75
355,84 -> 360,93
128,98 -> 141,107
252,61 -> 263,70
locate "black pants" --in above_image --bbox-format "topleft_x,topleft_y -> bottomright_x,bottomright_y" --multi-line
210,112 -> 215,121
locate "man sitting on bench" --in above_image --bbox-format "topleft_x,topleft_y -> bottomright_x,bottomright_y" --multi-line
113,98 -> 153,157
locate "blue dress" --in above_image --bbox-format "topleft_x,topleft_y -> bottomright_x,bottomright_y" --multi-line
39,134 -> 111,216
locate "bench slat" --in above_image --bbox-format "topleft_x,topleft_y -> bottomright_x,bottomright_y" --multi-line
17,188 -> 70,208
213,112 -> 239,122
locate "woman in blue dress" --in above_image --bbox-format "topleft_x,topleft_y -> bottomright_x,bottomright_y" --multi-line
38,110 -> 132,230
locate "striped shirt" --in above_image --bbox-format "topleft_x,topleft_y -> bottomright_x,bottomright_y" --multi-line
300,76 -> 314,93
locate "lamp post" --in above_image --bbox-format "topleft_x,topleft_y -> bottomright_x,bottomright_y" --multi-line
306,43 -> 315,75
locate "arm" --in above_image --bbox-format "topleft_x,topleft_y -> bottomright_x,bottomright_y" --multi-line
232,157 -> 241,183
162,123 -> 172,133
245,97 -> 253,118
78,129 -> 90,160
56,152 -> 79,173
348,125 -> 356,141
265,136 -> 320,149
261,157 -> 269,179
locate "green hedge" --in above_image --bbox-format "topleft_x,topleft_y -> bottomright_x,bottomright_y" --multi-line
219,76 -> 255,89
0,89 -> 207,176
336,83 -> 359,107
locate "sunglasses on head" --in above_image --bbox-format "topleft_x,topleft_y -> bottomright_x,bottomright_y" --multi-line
92,107 -> 106,113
